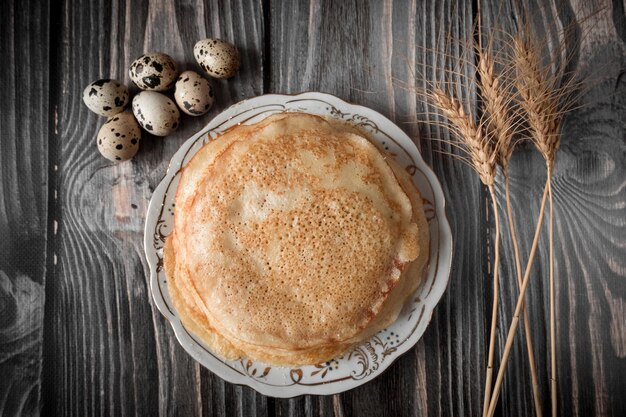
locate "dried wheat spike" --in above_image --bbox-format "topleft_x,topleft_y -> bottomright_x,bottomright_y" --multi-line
476,49 -> 517,169
513,36 -> 561,167
431,88 -> 497,186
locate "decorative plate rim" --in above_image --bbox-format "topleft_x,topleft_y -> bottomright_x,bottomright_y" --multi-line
144,92 -> 453,398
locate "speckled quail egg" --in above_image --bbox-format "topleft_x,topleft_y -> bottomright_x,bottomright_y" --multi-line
97,112 -> 141,162
132,91 -> 180,136
194,39 -> 240,79
82,79 -> 129,117
174,71 -> 214,116
129,52 -> 179,91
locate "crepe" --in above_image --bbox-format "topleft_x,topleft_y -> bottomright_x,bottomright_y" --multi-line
164,112 -> 429,365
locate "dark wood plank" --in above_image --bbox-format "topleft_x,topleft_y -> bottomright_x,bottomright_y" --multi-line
0,1 -> 50,416
269,1 -> 488,416
41,0 -> 266,416
0,0 -> 622,416
480,1 -> 626,417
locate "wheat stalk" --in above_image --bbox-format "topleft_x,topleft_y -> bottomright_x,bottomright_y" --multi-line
548,175 -> 556,417
475,49 -> 506,417
487,30 -> 580,417
515,34 -> 561,417
426,88 -> 505,417
476,47 -> 543,417
486,178 -> 550,417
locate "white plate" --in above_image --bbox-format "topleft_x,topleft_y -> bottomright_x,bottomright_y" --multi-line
144,92 -> 452,397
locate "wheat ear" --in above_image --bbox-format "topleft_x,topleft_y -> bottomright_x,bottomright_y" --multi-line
430,90 -> 496,186
477,47 -> 543,417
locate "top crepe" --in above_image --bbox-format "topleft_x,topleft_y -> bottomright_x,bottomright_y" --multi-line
164,112 -> 429,365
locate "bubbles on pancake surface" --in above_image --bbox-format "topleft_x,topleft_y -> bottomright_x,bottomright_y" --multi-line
175,114 -> 420,355
189,130 -> 406,341
164,113 -> 430,365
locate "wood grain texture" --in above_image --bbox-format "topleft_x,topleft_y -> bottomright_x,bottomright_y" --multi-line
40,1 -> 266,416
0,1 -> 50,416
0,0 -> 624,416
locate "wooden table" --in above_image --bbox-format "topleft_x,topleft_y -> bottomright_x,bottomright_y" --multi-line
1,0 -> 625,416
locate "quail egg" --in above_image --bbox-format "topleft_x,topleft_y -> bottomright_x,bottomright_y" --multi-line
129,52 -> 179,91
174,71 -> 214,116
194,38 -> 240,79
132,91 -> 180,136
97,112 -> 141,162
82,79 -> 129,117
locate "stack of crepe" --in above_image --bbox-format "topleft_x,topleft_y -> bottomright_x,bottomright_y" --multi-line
164,112 -> 429,365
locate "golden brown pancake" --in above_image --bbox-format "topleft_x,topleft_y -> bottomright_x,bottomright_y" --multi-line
164,113 -> 429,365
